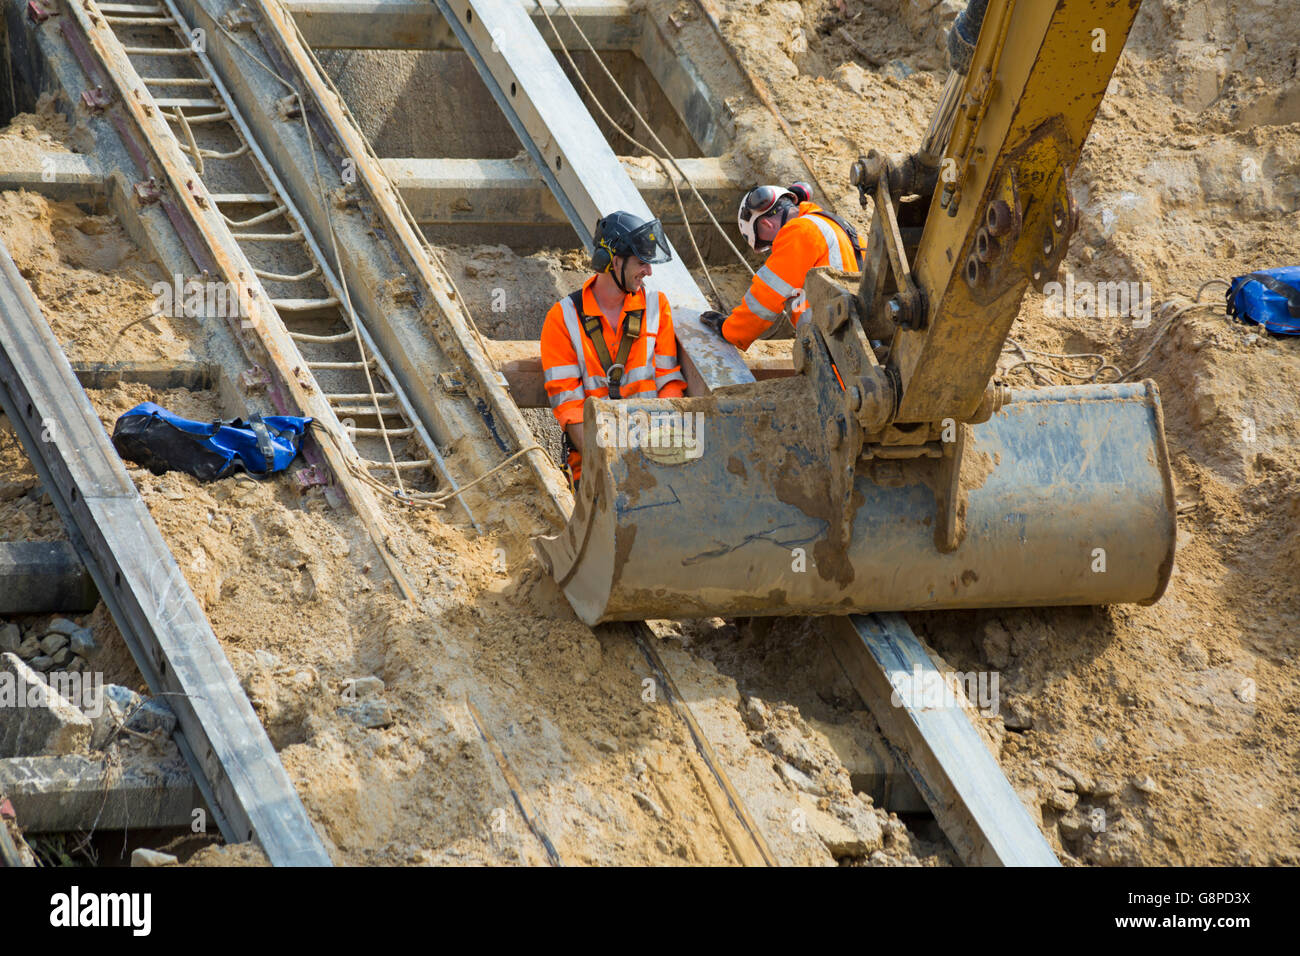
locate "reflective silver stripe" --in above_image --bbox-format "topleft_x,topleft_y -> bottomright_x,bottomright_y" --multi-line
805,214 -> 844,270
558,296 -> 591,386
656,370 -> 686,389
643,289 -> 661,336
548,387 -> 585,409
584,375 -> 608,391
543,363 -> 581,382
623,365 -> 656,385
653,353 -> 678,369
757,264 -> 797,300
744,289 -> 781,321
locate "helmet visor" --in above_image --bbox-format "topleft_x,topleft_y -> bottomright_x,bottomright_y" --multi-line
625,219 -> 672,265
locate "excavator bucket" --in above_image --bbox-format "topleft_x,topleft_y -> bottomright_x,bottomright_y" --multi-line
534,377 -> 1176,626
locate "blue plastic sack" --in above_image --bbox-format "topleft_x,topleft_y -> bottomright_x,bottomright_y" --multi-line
1227,267 -> 1300,335
111,402 -> 311,481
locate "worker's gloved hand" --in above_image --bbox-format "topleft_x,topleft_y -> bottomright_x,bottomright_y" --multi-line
699,310 -> 728,339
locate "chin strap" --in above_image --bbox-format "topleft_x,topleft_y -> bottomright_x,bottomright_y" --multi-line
611,257 -> 631,295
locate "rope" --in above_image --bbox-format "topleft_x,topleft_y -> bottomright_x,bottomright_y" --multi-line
538,0 -> 756,305
311,420 -> 540,509
1000,280 -> 1230,386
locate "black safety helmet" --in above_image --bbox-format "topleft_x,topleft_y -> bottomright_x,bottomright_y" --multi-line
591,211 -> 673,275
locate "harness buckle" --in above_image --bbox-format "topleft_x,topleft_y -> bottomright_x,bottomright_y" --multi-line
606,363 -> 626,400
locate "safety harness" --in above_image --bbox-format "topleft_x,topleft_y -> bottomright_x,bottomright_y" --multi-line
567,289 -> 644,400
807,209 -> 866,269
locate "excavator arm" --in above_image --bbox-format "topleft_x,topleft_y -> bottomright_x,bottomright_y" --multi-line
536,0 -> 1176,626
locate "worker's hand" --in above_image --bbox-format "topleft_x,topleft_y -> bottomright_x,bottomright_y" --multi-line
699,310 -> 728,339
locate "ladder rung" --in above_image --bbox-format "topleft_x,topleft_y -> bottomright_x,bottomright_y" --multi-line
329,393 -> 396,403
308,360 -> 375,370
256,265 -> 319,283
141,76 -> 211,86
232,231 -> 303,242
289,330 -> 354,344
122,46 -> 195,56
273,297 -> 340,311
167,110 -> 230,125
210,193 -> 276,205
104,15 -> 174,24
331,405 -> 403,417
364,459 -> 433,471
347,427 -> 414,438
99,3 -> 165,13
155,97 -> 222,109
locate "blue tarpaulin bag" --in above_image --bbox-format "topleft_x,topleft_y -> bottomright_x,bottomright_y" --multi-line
1227,267 -> 1300,335
111,402 -> 311,481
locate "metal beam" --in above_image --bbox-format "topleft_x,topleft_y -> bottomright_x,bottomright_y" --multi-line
0,241 -> 331,866
383,155 -> 738,226
824,613 -> 1060,867
431,0 -> 753,394
285,0 -> 639,50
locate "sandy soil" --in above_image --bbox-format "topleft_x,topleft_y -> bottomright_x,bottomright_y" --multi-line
4,0 -> 1296,867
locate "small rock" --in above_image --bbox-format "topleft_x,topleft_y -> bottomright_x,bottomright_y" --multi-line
28,655 -> 54,672
1133,774 -> 1160,795
16,636 -> 40,659
44,617 -> 78,637
798,795 -> 880,859
0,622 -> 20,654
1045,787 -> 1079,812
777,760 -> 820,794
343,676 -> 385,700
341,698 -> 393,729
740,696 -> 771,732
51,648 -> 71,667
38,633 -> 69,655
105,684 -> 144,716
832,62 -> 870,97
632,791 -> 664,819
1050,759 -> 1096,795
68,627 -> 97,658
590,733 -> 618,754
1058,811 -> 1089,841
87,684 -> 141,749
130,848 -> 178,867
1000,696 -> 1033,730
126,698 -> 177,737
980,620 -> 1012,669
254,649 -> 279,669
1092,776 -> 1121,799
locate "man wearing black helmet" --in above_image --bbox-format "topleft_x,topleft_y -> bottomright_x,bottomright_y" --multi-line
540,211 -> 688,487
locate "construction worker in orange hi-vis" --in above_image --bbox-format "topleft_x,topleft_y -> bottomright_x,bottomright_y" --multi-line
699,183 -> 863,350
540,211 -> 688,488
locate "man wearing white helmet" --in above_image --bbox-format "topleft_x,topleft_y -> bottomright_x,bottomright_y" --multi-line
699,183 -> 862,350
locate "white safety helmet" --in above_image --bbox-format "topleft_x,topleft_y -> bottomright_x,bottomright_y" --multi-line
737,184 -> 798,253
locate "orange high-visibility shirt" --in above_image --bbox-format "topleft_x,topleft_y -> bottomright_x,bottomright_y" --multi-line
540,274 -> 687,481
722,202 -> 860,351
